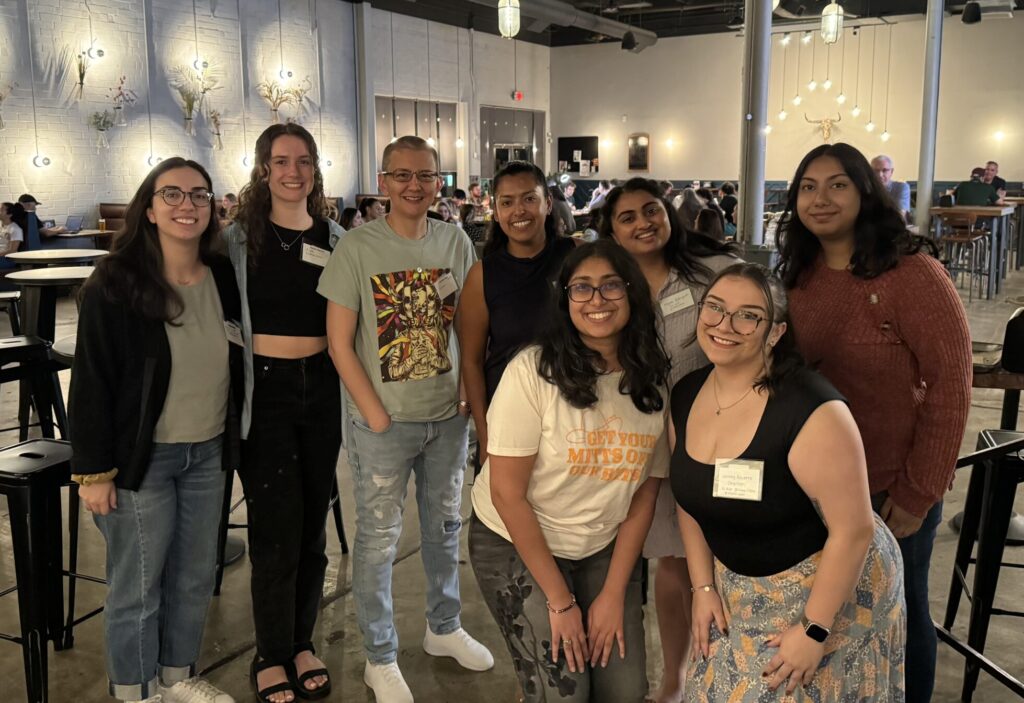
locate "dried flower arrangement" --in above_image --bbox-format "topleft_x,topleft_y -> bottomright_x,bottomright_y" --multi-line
208,109 -> 224,150
88,110 -> 116,148
0,81 -> 16,131
169,65 -> 221,136
108,75 -> 138,126
255,76 -> 312,123
75,51 -> 90,100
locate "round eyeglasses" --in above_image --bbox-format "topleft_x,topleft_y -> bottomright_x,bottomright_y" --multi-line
153,187 -> 215,207
698,301 -> 766,335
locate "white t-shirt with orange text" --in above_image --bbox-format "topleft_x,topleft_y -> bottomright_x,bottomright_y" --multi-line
471,347 -> 669,560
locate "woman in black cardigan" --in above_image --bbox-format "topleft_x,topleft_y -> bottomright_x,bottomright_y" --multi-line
69,157 -> 243,703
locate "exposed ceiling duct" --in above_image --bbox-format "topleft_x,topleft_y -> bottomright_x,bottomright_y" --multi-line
463,0 -> 659,51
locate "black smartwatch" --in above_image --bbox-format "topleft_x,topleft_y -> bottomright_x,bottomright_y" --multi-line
801,615 -> 830,643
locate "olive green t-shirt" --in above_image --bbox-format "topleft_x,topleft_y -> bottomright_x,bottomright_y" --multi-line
153,270 -> 230,443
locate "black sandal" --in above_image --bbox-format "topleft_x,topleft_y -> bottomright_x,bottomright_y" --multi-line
290,646 -> 332,701
251,657 -> 296,703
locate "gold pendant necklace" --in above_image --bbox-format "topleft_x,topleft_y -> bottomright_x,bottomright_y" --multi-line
712,370 -> 755,415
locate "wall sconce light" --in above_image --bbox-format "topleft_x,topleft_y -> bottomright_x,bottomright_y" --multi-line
32,154 -> 51,168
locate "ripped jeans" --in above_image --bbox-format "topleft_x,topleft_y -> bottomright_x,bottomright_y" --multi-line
347,412 -> 469,664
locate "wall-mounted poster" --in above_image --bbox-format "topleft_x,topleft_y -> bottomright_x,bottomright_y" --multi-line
627,133 -> 650,171
580,160 -> 591,177
557,137 -> 600,174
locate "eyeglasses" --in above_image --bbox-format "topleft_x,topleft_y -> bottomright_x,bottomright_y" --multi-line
565,280 -> 629,303
379,170 -> 440,184
698,301 -> 766,335
153,187 -> 215,207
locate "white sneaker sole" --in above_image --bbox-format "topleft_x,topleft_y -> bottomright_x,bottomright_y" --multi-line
422,638 -> 494,672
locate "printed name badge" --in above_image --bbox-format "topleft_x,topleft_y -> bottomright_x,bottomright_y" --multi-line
712,458 -> 764,501
434,272 -> 459,300
660,289 -> 695,316
224,320 -> 244,347
300,242 -> 331,267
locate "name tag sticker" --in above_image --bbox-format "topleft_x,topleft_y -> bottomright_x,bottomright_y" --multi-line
660,289 -> 695,316
224,320 -> 244,347
300,242 -> 331,267
712,458 -> 764,501
434,272 -> 459,300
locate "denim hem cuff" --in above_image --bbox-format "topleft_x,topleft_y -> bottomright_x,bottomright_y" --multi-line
367,653 -> 399,666
429,619 -> 462,636
159,663 -> 196,686
110,676 -> 159,701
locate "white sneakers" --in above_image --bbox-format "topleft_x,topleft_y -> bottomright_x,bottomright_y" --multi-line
364,626 -> 494,702
158,678 -> 235,703
364,661 -> 414,703
423,627 -> 495,672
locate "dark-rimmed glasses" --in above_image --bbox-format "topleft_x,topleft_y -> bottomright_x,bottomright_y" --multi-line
153,187 -> 214,207
566,280 -> 629,303
698,301 -> 765,335
379,170 -> 440,183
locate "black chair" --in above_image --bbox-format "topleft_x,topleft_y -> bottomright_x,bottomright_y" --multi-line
0,439 -> 73,703
0,290 -> 22,334
0,336 -> 68,440
939,429 -> 1024,701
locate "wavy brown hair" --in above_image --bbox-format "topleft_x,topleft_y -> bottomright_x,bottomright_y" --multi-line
233,123 -> 330,262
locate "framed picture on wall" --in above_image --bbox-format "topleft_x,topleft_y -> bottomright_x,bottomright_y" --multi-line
627,133 -> 650,171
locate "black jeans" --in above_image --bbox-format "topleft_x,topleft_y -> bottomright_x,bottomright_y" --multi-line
239,350 -> 342,665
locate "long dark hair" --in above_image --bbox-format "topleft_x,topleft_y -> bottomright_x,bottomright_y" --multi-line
482,161 -> 557,258
774,143 -> 918,288
699,262 -> 804,395
599,178 -> 736,284
233,123 -> 330,261
86,157 -> 219,322
537,240 -> 669,412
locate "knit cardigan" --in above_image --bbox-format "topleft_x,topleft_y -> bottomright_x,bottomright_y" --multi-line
788,252 -> 972,518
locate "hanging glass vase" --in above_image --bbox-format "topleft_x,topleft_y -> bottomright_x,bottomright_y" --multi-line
184,116 -> 196,136
270,108 -> 280,124
213,131 -> 224,151
0,111 -> 5,131
113,105 -> 127,127
75,82 -> 84,101
95,128 -> 109,149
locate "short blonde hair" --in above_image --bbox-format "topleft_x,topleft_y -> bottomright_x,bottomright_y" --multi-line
381,135 -> 439,172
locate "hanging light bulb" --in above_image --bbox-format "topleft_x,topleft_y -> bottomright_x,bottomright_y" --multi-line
807,79 -> 817,92
792,94 -> 803,106
146,154 -> 162,167
498,0 -> 521,39
390,136 -> 398,144
455,137 -> 465,148
821,1 -> 844,45
763,124 -> 773,135
851,105 -> 861,117
866,121 -> 876,132
823,78 -> 833,91
778,109 -> 788,121
802,31 -> 812,45
836,92 -> 847,104
880,130 -> 891,142
33,154 -> 51,168
780,33 -> 791,46
426,136 -> 436,147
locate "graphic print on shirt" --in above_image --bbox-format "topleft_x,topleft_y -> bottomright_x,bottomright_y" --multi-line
371,268 -> 456,382
565,414 -> 658,482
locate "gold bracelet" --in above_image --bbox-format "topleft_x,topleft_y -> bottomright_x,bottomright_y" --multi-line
71,469 -> 119,486
690,583 -> 716,594
546,594 -> 577,614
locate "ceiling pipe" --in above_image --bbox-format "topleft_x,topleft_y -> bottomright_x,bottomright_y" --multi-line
463,0 -> 659,51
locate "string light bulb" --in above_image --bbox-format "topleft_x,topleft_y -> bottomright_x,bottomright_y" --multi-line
455,137 -> 465,148
778,109 -> 788,121
807,80 -> 817,92
792,94 -> 803,106
780,33 -> 791,46
865,121 -> 876,132
823,78 -> 833,91
880,130 -> 891,142
836,93 -> 847,104
851,105 -> 861,117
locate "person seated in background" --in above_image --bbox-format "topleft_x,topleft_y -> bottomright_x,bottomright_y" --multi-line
718,182 -> 738,226
219,192 -> 238,220
548,182 -> 576,235
983,161 -> 1007,199
563,180 -> 580,210
340,207 -> 363,230
0,201 -> 25,260
676,188 -> 706,228
453,188 -> 468,212
358,196 -> 386,222
870,155 -> 911,218
460,203 -> 488,243
953,167 -> 1002,206
587,180 -> 613,211
436,198 -> 456,224
17,193 -> 66,237
659,180 -> 675,202
694,207 -> 726,242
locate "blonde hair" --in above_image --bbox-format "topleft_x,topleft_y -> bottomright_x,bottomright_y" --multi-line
381,135 -> 439,172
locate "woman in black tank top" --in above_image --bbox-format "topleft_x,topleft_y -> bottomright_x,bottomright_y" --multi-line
671,263 -> 904,701
456,162 -> 574,469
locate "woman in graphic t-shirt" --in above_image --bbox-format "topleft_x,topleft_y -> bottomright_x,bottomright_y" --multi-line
470,240 -> 670,703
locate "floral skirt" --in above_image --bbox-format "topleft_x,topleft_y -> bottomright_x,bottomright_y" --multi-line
687,515 -> 906,702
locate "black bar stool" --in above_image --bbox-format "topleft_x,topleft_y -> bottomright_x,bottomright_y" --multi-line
0,336 -> 68,440
0,439 -> 73,703
0,290 -> 22,334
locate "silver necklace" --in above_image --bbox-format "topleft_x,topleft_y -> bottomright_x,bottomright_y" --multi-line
269,221 -> 307,251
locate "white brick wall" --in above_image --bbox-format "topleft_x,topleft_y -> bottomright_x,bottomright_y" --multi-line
0,0 -> 359,223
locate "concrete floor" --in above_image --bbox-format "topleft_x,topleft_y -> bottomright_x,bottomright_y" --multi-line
2,267 -> 1024,703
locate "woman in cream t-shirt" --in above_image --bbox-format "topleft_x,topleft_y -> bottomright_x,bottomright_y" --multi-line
470,240 -> 670,703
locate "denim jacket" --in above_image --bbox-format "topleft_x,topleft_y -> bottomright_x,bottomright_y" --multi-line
222,218 -> 345,438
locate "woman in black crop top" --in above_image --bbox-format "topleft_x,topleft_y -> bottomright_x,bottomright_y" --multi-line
456,162 -> 574,469
670,263 -> 904,701
226,123 -> 342,703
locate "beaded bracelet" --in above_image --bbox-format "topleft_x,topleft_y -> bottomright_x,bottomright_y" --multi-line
690,583 -> 716,594
546,594 -> 577,614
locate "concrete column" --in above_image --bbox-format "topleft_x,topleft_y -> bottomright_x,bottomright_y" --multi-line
915,0 -> 944,233
737,0 -> 772,245
353,2 -> 377,192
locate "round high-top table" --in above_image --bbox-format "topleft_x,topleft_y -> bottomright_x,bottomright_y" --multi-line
5,266 -> 94,341
6,249 -> 107,268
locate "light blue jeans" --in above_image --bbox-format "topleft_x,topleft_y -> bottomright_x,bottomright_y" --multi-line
347,413 -> 469,664
94,436 -> 224,701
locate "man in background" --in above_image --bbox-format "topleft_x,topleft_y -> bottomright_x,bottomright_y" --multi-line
983,161 -> 1007,198
953,167 -> 1001,206
871,155 -> 911,218
17,194 -> 67,237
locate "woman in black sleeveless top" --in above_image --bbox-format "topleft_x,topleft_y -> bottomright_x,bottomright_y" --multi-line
670,263 -> 904,702
457,162 -> 574,466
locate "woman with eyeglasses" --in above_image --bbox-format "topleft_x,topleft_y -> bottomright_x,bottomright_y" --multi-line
470,240 -> 670,703
673,262 -> 904,702
70,157 -> 243,703
224,123 -> 345,703
599,177 -> 735,703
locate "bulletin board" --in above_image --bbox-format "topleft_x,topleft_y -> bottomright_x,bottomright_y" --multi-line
556,136 -> 600,174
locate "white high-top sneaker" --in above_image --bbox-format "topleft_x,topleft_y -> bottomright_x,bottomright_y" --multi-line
158,677 -> 235,703
363,661 -> 414,703
423,625 -> 495,671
